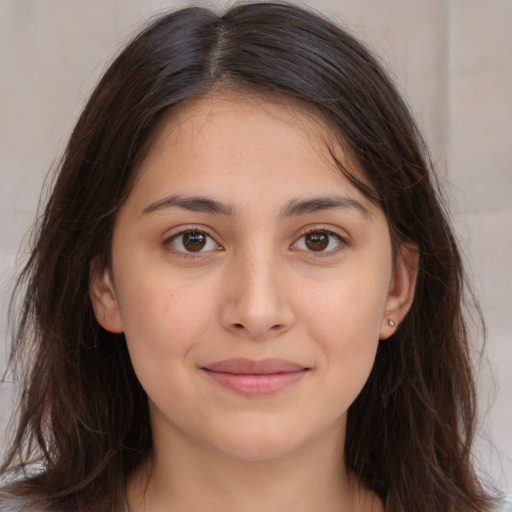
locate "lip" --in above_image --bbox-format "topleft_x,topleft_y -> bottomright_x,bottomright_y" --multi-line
201,358 -> 309,396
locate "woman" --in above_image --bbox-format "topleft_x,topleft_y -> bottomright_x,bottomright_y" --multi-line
0,2 -> 507,511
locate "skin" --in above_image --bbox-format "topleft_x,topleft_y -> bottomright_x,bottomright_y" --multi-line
90,92 -> 418,512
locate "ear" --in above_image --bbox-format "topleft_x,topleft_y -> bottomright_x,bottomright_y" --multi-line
89,258 -> 124,333
379,242 -> 419,339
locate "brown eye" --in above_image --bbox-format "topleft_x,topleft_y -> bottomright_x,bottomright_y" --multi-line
182,232 -> 207,252
305,232 -> 329,251
293,230 -> 344,253
169,230 -> 218,254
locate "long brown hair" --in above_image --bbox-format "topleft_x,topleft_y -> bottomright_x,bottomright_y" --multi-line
1,2 -> 494,511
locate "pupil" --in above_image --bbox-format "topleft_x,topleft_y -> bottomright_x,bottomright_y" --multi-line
183,232 -> 206,252
305,232 -> 328,251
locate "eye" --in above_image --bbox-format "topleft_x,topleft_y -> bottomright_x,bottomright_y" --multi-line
292,230 -> 344,253
168,230 -> 219,254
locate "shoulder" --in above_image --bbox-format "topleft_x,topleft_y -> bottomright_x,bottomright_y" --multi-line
0,489 -> 129,512
0,489 -> 128,512
0,490 -> 46,511
0,493 -> 128,512
491,495 -> 512,512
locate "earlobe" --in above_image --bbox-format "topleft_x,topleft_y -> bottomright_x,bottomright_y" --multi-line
380,243 -> 419,339
89,259 -> 124,334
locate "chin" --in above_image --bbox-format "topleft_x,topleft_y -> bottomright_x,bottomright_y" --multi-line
216,438 -> 300,462
205,418 -> 315,462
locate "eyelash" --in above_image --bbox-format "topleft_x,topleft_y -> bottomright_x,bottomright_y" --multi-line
291,226 -> 347,255
165,226 -> 221,259
164,225 -> 348,259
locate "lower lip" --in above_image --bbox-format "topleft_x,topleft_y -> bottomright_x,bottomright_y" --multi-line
202,369 -> 308,396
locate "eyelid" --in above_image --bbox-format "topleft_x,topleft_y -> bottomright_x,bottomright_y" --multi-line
163,225 -> 223,257
290,225 -> 349,254
162,224 -> 349,258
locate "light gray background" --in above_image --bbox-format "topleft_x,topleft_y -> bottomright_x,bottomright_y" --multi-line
1,0 -> 511,489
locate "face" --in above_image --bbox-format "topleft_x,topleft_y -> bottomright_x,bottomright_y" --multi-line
90,93 -> 417,463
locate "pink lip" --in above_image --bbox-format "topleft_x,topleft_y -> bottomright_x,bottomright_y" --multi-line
201,358 -> 309,396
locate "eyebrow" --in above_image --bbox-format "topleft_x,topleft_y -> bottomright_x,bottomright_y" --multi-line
280,195 -> 371,219
142,194 -> 370,219
142,195 -> 236,217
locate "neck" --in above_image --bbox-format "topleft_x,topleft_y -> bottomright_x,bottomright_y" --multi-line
127,421 -> 382,512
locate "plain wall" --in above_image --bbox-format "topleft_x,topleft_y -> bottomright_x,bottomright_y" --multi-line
1,0 -> 511,489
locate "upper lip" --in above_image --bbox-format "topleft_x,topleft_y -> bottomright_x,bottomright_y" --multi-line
201,358 -> 308,375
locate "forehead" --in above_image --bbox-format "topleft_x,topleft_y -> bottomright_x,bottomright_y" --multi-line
130,91 -> 371,211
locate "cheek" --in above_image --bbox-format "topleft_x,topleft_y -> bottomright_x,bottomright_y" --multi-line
113,266 -> 216,389
298,270 -> 389,405
303,268 -> 389,345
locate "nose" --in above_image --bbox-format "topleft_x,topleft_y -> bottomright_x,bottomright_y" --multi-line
219,250 -> 296,341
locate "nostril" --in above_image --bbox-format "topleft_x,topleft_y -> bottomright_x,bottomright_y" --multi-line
234,323 -> 244,329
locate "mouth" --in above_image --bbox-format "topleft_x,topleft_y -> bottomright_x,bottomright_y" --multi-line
200,358 -> 310,396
